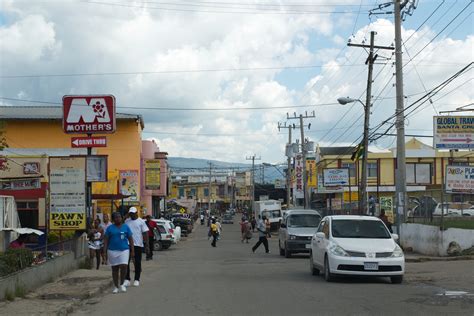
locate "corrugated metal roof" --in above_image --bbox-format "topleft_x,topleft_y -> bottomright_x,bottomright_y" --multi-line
0,106 -> 144,128
319,147 -> 356,156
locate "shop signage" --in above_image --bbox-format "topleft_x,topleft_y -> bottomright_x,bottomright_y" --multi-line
380,196 -> 394,224
306,157 -> 316,187
433,116 -> 474,149
63,95 -> 116,134
445,165 -> 474,194
23,162 -> 40,175
145,160 -> 161,190
323,168 -> 349,186
293,154 -> 304,199
49,157 -> 86,230
71,136 -> 107,148
0,178 -> 41,190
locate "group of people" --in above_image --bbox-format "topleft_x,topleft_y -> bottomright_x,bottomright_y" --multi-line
89,207 -> 157,294
208,216 -> 222,247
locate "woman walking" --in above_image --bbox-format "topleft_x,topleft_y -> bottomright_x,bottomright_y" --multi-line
88,219 -> 103,270
104,212 -> 135,294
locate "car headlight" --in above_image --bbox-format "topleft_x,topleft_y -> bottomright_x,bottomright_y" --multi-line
390,245 -> 404,258
329,244 -> 349,257
289,235 -> 296,240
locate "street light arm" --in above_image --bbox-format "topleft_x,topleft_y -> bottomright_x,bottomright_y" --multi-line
337,97 -> 366,109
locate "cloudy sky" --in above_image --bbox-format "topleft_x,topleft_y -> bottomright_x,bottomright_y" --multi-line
0,0 -> 472,164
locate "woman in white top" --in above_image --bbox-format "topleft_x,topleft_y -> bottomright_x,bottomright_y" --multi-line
88,219 -> 104,270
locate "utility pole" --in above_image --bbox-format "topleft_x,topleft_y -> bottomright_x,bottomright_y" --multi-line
394,0 -> 407,235
278,122 -> 293,208
208,162 -> 212,213
287,112 -> 315,209
246,155 -> 261,210
348,31 -> 393,214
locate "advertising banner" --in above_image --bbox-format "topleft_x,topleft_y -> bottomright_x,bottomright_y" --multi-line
323,168 -> 349,187
49,157 -> 86,230
63,95 -> 116,134
380,196 -> 394,224
316,174 -> 343,193
274,179 -> 286,189
445,165 -> 474,194
145,160 -> 161,190
433,116 -> 474,149
293,154 -> 304,199
120,170 -> 139,201
306,158 -> 316,188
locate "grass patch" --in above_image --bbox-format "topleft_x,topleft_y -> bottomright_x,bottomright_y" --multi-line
14,285 -> 26,298
418,219 -> 474,230
4,290 -> 14,301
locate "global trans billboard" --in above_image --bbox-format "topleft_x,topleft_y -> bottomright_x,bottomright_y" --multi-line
63,95 -> 116,134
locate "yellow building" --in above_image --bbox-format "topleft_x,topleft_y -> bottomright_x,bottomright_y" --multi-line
315,138 -> 474,215
0,105 -> 144,228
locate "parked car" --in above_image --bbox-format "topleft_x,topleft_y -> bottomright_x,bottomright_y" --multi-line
154,224 -> 174,251
172,217 -> 193,236
433,203 -> 474,216
222,214 -> 234,224
153,218 -> 181,243
310,215 -> 404,284
279,209 -> 321,258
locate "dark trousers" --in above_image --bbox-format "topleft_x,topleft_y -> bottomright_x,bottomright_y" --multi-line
126,246 -> 143,281
211,232 -> 218,247
252,236 -> 269,253
147,236 -> 154,259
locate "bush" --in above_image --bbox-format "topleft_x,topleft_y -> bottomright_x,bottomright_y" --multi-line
47,230 -> 76,243
0,248 -> 34,277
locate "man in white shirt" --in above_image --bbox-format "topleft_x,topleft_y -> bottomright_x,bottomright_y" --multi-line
124,207 -> 149,287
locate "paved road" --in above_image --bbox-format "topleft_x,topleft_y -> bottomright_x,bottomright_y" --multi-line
75,220 -> 474,316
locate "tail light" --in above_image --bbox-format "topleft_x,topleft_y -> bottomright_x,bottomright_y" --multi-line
169,229 -> 174,233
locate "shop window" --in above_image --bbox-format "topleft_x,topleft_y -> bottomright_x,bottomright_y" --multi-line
368,163 -> 378,178
16,200 -> 39,229
341,163 -> 356,178
407,163 -> 432,184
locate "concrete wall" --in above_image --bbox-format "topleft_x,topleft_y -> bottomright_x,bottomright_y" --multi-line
400,223 -> 474,256
0,237 -> 87,301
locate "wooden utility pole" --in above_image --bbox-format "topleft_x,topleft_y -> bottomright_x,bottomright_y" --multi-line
208,162 -> 212,213
246,155 -> 261,210
278,122 -> 293,208
348,31 -> 393,214
287,112 -> 315,209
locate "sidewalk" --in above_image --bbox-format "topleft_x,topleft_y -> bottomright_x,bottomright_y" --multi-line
0,268 -> 112,316
405,252 -> 474,263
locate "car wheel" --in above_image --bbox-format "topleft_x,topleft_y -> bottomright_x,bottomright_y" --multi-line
284,243 -> 292,258
310,252 -> 319,276
154,242 -> 162,251
324,255 -> 333,282
391,275 -> 403,284
279,241 -> 285,256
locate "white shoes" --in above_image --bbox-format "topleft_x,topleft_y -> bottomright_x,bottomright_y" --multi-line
133,280 -> 140,287
120,285 -> 127,293
122,280 -> 130,287
112,287 -> 119,294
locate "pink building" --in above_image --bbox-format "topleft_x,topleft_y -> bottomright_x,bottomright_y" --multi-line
141,140 -> 168,217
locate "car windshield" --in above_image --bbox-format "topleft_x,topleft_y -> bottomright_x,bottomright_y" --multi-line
262,210 -> 281,219
288,214 -> 321,227
223,215 -> 232,219
331,219 -> 391,239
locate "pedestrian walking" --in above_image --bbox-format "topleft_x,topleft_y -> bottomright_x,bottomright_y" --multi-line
124,207 -> 149,287
88,219 -> 103,270
241,218 -> 252,243
100,214 -> 112,265
265,216 -> 271,238
251,216 -> 257,232
145,215 -> 158,260
216,217 -> 222,240
379,209 -> 393,233
104,212 -> 134,294
252,215 -> 269,253
210,218 -> 219,247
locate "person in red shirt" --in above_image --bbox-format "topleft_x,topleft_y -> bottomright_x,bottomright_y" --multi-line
145,215 -> 158,260
9,234 -> 28,249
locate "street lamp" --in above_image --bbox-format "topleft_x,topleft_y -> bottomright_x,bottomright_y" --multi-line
338,96 -> 370,215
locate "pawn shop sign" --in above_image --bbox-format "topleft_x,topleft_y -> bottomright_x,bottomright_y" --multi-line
63,95 -> 116,134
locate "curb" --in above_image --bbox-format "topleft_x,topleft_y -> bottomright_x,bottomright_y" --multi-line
60,278 -> 113,316
406,255 -> 474,263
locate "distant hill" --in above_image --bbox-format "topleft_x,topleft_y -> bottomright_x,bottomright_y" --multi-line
167,157 -> 285,183
168,157 -> 250,170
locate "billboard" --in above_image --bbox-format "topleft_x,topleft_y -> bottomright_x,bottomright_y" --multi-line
63,95 -> 116,134
433,116 -> 474,149
323,168 -> 349,187
380,196 -> 394,224
293,154 -> 304,199
120,170 -> 139,201
49,157 -> 86,230
306,157 -> 316,188
145,160 -> 161,190
445,165 -> 474,194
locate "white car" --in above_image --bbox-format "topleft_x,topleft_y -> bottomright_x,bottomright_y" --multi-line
153,218 -> 181,243
310,215 -> 404,284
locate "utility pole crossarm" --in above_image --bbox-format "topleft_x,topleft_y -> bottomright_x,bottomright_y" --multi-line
348,43 -> 394,50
